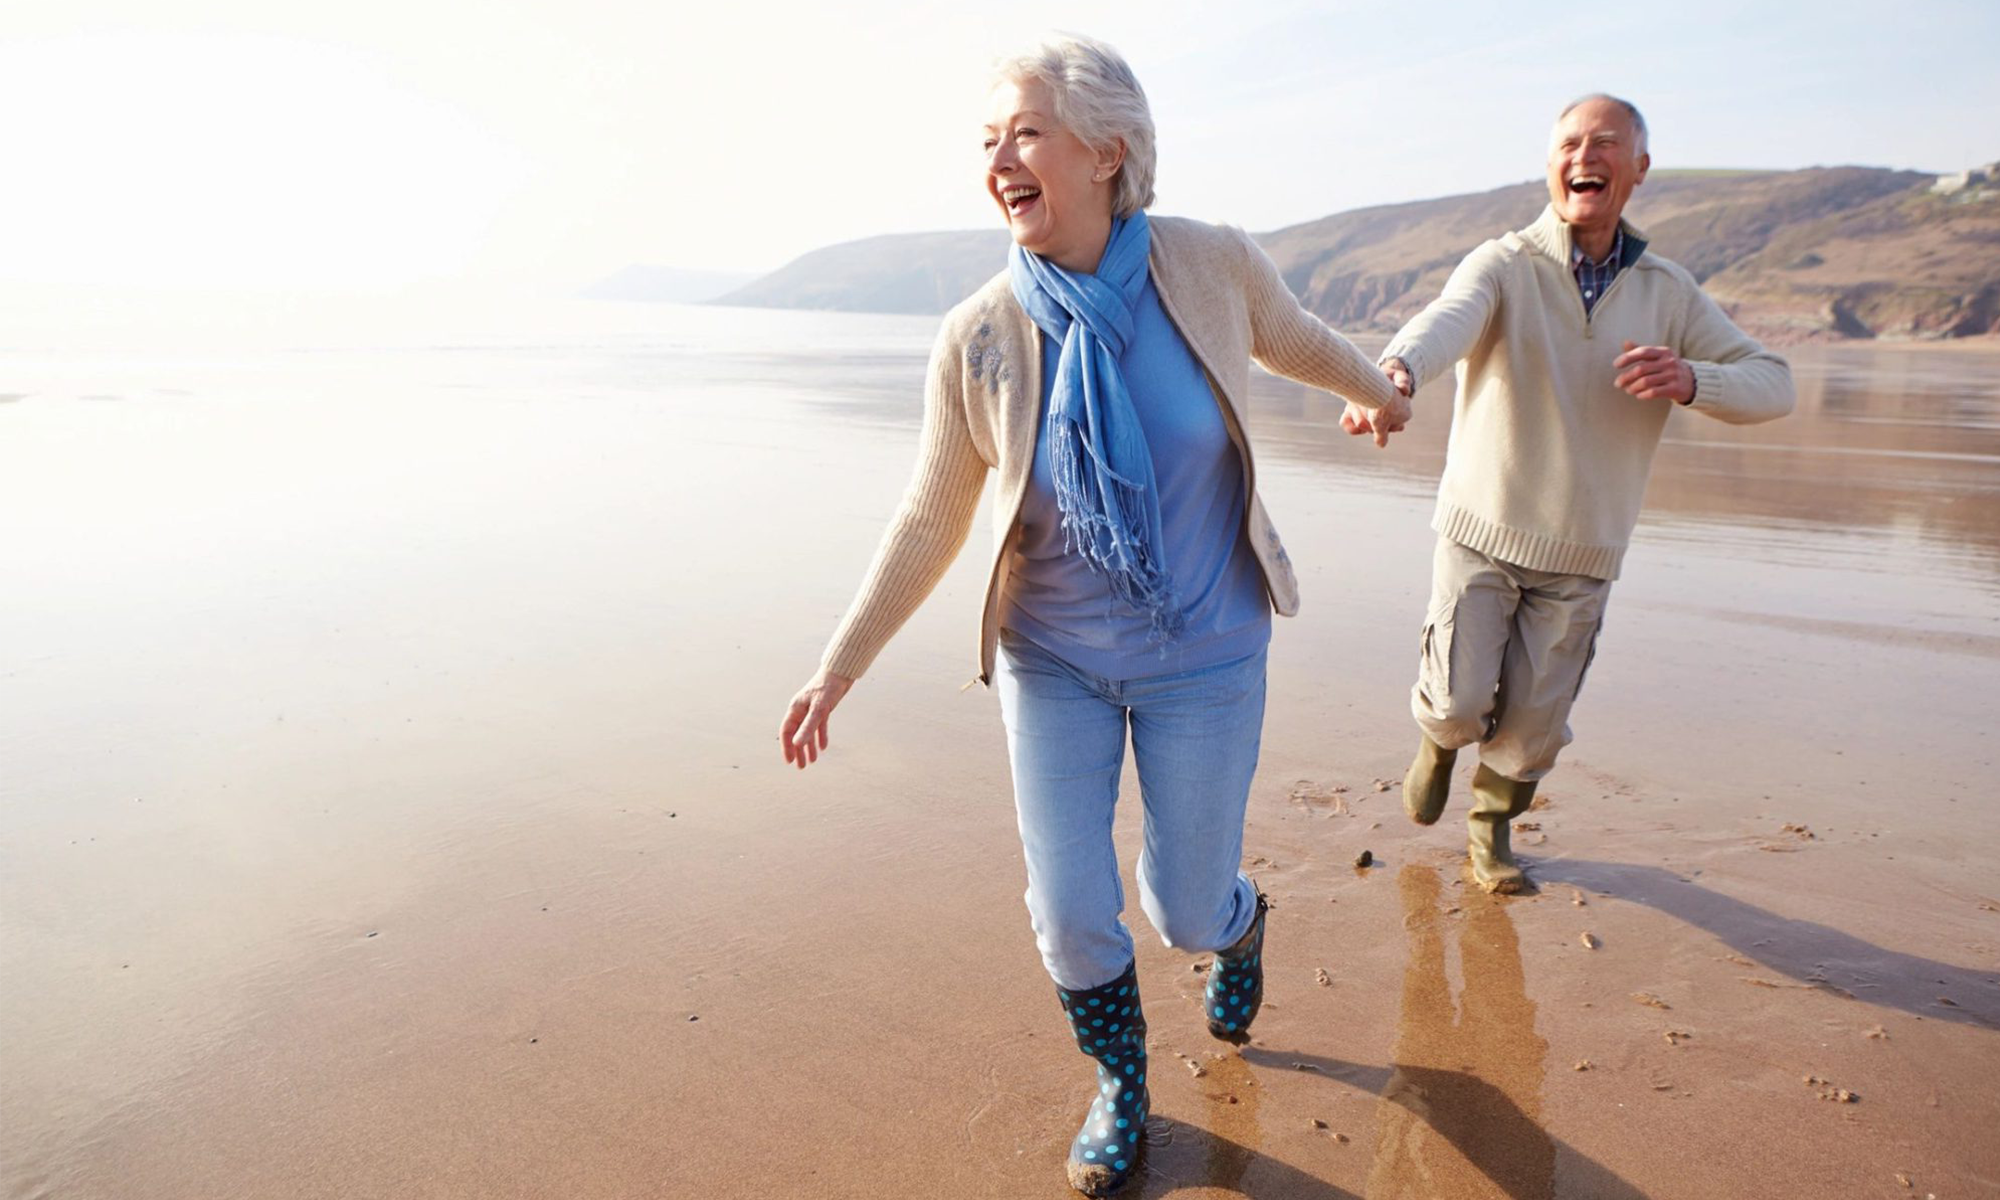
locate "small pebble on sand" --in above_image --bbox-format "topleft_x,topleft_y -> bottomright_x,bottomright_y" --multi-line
1309,1118 -> 1327,1130
1514,821 -> 1541,831
1579,932 -> 1599,950
1632,992 -> 1671,1009
1186,1061 -> 1206,1078
1354,850 -> 1374,868
1573,1059 -> 1593,1071
1571,889 -> 1588,907
1314,968 -> 1332,987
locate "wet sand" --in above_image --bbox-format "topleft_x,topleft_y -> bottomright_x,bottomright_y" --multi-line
3,318 -> 1997,1198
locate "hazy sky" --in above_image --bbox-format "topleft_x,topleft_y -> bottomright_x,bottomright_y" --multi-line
3,0 -> 1996,294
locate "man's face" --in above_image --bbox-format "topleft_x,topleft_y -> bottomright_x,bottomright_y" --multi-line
1546,99 -> 1650,238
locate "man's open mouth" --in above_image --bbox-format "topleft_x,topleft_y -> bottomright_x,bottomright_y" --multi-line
1568,175 -> 1608,194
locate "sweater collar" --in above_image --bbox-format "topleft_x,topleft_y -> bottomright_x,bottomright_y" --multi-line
1522,204 -> 1648,269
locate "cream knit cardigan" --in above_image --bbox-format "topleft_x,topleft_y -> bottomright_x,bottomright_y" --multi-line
819,215 -> 1401,686
1384,206 -> 1795,580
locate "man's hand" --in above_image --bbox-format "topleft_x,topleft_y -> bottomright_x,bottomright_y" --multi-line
1382,356 -> 1414,399
1614,340 -> 1695,404
1340,358 -> 1414,447
1340,392 -> 1411,448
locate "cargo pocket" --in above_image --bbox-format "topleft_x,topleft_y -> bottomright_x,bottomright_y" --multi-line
1570,617 -> 1603,702
1417,598 -> 1456,707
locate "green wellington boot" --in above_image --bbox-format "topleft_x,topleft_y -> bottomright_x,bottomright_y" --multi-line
1466,763 -> 1538,894
1401,736 -> 1458,826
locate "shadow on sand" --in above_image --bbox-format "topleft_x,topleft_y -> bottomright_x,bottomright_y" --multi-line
1534,858 -> 2000,1030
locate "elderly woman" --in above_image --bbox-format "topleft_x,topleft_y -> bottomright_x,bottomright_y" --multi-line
778,34 -> 1406,1196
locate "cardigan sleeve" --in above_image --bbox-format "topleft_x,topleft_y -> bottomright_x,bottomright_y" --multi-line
819,323 -> 992,681
1677,285 -> 1796,426
1381,239 -> 1507,387
1236,228 -> 1401,410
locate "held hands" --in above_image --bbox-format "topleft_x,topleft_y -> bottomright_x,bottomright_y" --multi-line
1381,357 -> 1414,400
1339,358 -> 1414,447
779,669 -> 853,770
1614,340 -> 1695,404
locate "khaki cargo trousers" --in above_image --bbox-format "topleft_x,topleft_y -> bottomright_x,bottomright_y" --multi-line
1410,536 -> 1612,782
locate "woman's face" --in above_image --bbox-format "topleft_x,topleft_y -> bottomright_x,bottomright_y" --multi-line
982,77 -> 1121,273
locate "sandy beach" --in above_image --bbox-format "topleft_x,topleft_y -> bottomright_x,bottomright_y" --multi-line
3,307 -> 1996,1198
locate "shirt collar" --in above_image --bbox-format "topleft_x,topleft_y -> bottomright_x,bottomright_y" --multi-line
1572,228 -> 1624,271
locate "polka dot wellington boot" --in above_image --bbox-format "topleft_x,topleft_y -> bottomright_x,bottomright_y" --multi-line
1055,961 -> 1148,1196
1204,890 -> 1268,1043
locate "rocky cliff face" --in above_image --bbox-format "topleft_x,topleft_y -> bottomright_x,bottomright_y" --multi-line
697,164 -> 2000,341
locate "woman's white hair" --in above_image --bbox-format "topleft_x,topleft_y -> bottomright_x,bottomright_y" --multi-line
993,33 -> 1157,218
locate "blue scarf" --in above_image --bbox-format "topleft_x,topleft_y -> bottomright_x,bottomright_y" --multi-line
1009,211 -> 1184,644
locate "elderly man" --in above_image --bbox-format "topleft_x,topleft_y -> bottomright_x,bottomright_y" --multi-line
1344,94 -> 1795,893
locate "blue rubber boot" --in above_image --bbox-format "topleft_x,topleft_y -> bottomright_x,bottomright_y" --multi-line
1056,962 -> 1148,1196
1204,891 -> 1269,1043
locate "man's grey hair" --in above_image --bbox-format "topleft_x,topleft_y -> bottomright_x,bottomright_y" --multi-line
993,33 -> 1157,218
1557,93 -> 1649,158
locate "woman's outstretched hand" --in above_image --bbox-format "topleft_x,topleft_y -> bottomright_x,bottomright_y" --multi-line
780,669 -> 854,770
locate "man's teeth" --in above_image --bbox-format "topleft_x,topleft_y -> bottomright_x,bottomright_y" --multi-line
1570,176 -> 1606,192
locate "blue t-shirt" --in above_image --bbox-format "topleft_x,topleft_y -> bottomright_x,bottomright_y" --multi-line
1002,275 -> 1272,681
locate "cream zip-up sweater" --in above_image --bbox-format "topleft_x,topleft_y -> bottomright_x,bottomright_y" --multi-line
1384,206 -> 1795,580
820,215 -> 1401,685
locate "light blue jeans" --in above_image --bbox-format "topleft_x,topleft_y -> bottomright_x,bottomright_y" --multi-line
995,630 -> 1267,991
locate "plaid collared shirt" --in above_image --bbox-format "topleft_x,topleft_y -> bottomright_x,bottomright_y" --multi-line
1571,228 -> 1625,316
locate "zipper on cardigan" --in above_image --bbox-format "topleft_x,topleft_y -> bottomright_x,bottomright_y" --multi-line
1581,265 -> 1634,334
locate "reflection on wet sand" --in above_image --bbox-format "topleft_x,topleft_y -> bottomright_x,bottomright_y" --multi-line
1366,863 -> 1556,1200
1245,865 -> 1648,1199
